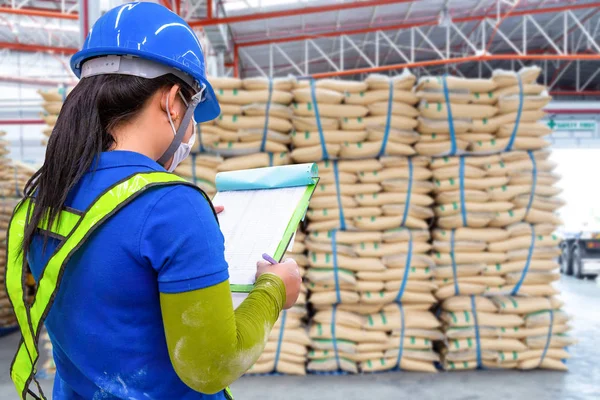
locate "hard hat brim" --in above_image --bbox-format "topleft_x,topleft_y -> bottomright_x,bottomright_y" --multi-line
72,47 -> 221,124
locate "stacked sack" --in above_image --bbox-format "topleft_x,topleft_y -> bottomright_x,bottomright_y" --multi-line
303,156 -> 442,374
414,66 -> 552,156
175,77 -> 295,195
246,230 -> 310,376
429,151 -> 564,300
0,138 -> 36,332
426,66 -> 575,370
439,295 -> 575,371
38,87 -> 70,146
290,72 -> 419,163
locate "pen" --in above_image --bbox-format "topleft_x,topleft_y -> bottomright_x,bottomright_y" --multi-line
262,253 -> 278,265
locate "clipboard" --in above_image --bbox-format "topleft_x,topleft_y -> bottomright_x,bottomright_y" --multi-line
212,163 -> 319,294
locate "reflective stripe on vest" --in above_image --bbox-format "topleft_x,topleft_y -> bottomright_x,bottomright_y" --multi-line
6,171 -> 214,399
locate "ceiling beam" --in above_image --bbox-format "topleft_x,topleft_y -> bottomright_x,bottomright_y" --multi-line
237,2 -> 600,48
0,6 -> 78,19
0,41 -> 78,54
189,0 -> 415,27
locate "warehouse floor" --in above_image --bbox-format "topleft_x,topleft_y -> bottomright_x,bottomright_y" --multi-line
1,277 -> 598,400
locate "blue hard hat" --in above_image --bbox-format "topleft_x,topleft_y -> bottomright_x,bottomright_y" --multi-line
70,2 -> 220,123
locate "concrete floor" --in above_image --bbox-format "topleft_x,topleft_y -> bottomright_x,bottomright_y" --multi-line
1,276 -> 598,400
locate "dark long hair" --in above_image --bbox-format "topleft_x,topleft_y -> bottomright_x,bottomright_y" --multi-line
21,73 -> 191,259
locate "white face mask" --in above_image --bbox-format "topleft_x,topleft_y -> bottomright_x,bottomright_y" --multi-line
165,92 -> 196,172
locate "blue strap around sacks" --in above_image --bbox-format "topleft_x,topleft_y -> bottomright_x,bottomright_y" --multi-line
470,295 -> 483,368
310,79 -> 329,161
511,225 -> 536,296
272,310 -> 287,372
504,74 -> 523,152
442,75 -> 457,156
401,158 -> 413,227
395,302 -> 406,369
377,80 -> 394,158
260,79 -> 274,152
395,229 -> 413,303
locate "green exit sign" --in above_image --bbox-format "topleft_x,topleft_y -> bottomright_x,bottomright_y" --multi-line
547,119 -> 597,131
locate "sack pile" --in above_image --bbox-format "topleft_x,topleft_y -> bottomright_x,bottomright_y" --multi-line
439,295 -> 576,371
175,77 -> 295,195
430,150 -> 564,300
38,87 -> 70,146
0,137 -> 35,331
290,73 -> 419,163
303,156 -> 441,373
246,306 -> 310,376
414,66 -> 552,156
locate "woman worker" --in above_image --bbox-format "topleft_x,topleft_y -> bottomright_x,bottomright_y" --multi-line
5,2 -> 301,399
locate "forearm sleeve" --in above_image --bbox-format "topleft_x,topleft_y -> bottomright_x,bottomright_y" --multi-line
160,273 -> 286,394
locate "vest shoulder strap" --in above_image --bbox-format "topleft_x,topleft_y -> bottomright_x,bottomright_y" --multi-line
6,171 -> 211,400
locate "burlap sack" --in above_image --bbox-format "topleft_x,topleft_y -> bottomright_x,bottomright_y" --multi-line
291,144 -> 341,163
417,76 -> 497,93
487,184 -> 561,201
295,79 -> 368,93
42,114 -> 58,127
470,137 -> 551,153
42,102 -> 62,115
208,77 -> 243,90
174,163 -> 216,182
198,125 -> 239,142
366,128 -> 420,145
419,101 -> 498,119
353,215 -> 428,230
344,90 -> 418,105
361,357 -> 438,373
417,118 -> 471,135
431,164 -> 486,180
306,206 -> 382,222
317,159 -> 383,173
356,192 -> 434,207
242,103 -> 293,119
307,358 -> 358,374
206,140 -> 288,156
292,116 -> 340,131
368,102 -> 419,117
247,357 -> 306,376
309,195 -> 358,209
506,222 -> 556,238
341,116 -> 418,131
38,88 -> 70,102
434,176 -> 508,192
216,114 -> 292,133
242,77 -> 294,91
291,130 -> 368,147
494,83 -> 546,98
381,179 -> 434,194
216,152 -> 291,172
339,141 -> 416,158
308,252 -> 386,271
436,190 -> 489,204
317,170 -> 359,184
293,103 -> 369,118
292,88 -> 344,104
492,66 -> 542,88
434,201 -> 513,217
357,166 -> 431,183
497,95 -> 552,114
366,72 -> 416,91
497,122 -> 552,138
216,89 -> 293,105
219,103 -> 244,115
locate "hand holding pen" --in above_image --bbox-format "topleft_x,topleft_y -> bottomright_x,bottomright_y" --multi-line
256,253 -> 301,309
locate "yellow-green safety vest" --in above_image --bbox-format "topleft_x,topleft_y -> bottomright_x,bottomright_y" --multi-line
5,171 -> 233,400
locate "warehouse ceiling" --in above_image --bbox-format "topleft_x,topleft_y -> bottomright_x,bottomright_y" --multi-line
0,0 -> 599,95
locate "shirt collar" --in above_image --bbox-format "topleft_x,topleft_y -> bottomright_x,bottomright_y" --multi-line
90,151 -> 166,172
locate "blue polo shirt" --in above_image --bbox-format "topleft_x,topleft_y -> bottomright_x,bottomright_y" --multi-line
28,151 -> 230,400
